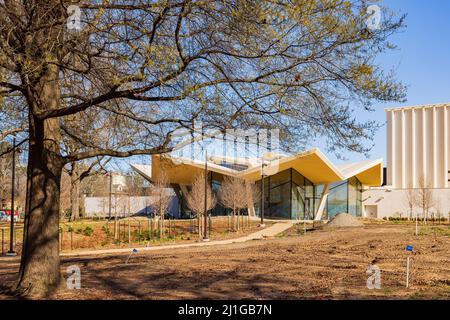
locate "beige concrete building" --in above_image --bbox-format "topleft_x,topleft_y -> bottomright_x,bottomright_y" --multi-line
132,149 -> 383,221
386,103 -> 450,188
364,103 -> 450,219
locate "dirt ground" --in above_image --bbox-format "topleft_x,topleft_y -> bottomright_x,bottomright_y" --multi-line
1,217 -> 266,255
0,223 -> 449,300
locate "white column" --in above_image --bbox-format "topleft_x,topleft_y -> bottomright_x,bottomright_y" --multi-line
444,106 -> 449,188
386,110 -> 391,185
433,106 -> 438,188
314,184 -> 330,221
411,109 -> 416,188
401,109 -> 406,188
387,110 -> 396,187
422,108 -> 427,183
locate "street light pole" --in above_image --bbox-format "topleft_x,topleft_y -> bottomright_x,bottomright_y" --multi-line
7,137 -> 16,255
108,171 -> 112,220
203,151 -> 209,241
260,159 -> 266,228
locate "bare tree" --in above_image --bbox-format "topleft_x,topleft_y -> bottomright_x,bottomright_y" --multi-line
416,176 -> 435,225
185,173 -> 216,239
218,177 -> 255,231
148,170 -> 172,239
59,170 -> 71,220
245,181 -> 261,218
434,200 -> 442,225
404,184 -> 417,221
0,0 -> 406,296
0,142 -> 26,215
219,177 -> 241,231
65,157 -> 110,221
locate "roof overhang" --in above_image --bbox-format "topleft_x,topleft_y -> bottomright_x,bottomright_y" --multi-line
130,164 -> 152,182
336,159 -> 383,187
134,149 -> 383,187
238,148 -> 344,184
151,154 -> 239,185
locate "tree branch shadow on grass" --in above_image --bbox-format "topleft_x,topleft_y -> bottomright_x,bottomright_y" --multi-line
0,275 -> 29,300
61,256 -> 333,300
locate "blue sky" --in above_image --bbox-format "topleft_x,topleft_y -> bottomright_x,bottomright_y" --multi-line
325,0 -> 450,164
119,0 -> 450,172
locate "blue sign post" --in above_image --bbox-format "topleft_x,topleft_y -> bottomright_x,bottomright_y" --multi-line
126,248 -> 139,264
405,245 -> 413,288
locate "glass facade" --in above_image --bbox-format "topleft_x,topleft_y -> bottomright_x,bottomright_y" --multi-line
255,169 -> 363,220
255,168 -> 316,220
179,168 -> 363,220
326,177 -> 362,218
326,182 -> 348,218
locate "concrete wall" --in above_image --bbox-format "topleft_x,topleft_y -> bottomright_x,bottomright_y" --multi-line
84,196 -> 180,218
386,104 -> 450,188
363,187 -> 450,219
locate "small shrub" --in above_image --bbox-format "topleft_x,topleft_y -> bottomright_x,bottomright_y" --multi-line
101,225 -> 111,236
83,226 -> 94,236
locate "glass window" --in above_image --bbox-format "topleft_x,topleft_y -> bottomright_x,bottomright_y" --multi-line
304,178 -> 315,220
291,182 -> 305,220
348,177 -> 362,217
252,168 -> 320,220
348,177 -> 357,216
268,182 -> 291,219
211,174 -> 228,216
292,170 -> 305,187
269,169 -> 291,189
327,181 -> 348,218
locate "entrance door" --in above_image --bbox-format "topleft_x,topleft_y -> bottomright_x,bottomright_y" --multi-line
365,205 -> 378,218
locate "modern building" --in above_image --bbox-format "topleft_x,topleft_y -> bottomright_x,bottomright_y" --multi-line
364,103 -> 450,219
131,149 -> 383,221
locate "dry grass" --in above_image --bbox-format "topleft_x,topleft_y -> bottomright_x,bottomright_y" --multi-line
0,223 -> 449,300
1,217 -> 266,254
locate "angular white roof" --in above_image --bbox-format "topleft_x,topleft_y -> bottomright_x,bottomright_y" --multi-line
130,164 -> 152,181
132,148 -> 384,187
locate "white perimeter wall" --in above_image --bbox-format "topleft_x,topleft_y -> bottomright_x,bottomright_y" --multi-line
363,188 -> 450,219
84,196 -> 180,218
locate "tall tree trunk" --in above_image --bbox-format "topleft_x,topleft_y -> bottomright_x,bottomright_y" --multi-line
17,51 -> 64,297
17,118 -> 64,297
70,162 -> 80,221
79,191 -> 85,219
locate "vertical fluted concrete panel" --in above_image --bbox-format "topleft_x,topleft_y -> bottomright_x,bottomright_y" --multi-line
436,107 -> 445,188
386,105 -> 450,189
394,109 -> 402,187
444,107 -> 450,188
386,111 -> 394,186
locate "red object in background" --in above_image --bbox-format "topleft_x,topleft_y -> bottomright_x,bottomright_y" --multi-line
1,210 -> 20,221
4,210 -> 19,217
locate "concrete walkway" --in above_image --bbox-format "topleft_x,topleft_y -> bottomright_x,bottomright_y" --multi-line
61,221 -> 299,258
